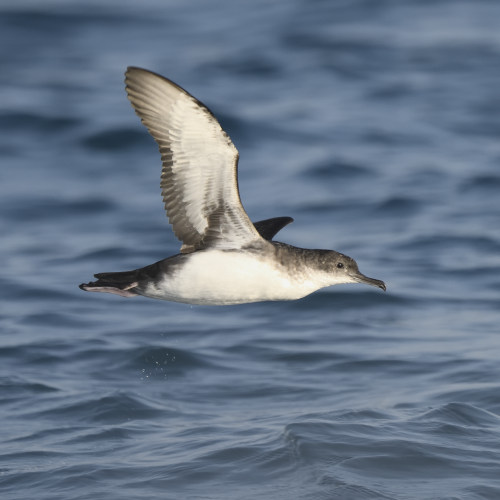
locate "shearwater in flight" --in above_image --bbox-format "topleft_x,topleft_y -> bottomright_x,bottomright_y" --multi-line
79,67 -> 386,305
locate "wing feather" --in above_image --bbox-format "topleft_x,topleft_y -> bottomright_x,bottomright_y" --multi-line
125,67 -> 262,252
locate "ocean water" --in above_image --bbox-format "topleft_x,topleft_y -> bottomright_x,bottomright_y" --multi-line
1,0 -> 500,498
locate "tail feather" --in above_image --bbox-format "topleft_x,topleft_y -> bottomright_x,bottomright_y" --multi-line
93,270 -> 139,282
79,270 -> 140,297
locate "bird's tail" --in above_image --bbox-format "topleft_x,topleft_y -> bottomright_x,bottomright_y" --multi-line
79,271 -> 140,297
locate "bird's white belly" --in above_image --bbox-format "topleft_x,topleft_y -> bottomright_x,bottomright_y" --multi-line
143,250 -> 318,305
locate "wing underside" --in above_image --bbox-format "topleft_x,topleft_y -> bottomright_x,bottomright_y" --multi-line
125,67 -> 262,252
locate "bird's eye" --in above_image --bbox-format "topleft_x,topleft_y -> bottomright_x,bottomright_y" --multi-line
337,262 -> 344,269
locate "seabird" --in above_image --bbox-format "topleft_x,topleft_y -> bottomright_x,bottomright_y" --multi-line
80,67 -> 386,305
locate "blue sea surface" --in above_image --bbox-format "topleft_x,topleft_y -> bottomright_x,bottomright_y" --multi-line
1,0 -> 500,498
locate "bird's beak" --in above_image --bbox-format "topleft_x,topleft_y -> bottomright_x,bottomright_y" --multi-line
351,271 -> 386,291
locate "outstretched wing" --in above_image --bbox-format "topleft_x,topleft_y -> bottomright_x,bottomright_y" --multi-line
125,67 -> 262,252
253,217 -> 293,240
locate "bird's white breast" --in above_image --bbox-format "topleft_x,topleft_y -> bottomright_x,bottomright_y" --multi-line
143,249 -> 321,305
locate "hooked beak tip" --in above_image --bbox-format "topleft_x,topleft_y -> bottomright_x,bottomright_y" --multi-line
353,273 -> 386,292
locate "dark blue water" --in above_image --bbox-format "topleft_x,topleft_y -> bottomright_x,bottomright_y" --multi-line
2,0 -> 500,498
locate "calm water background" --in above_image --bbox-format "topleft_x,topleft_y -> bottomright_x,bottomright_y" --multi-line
1,0 -> 500,499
